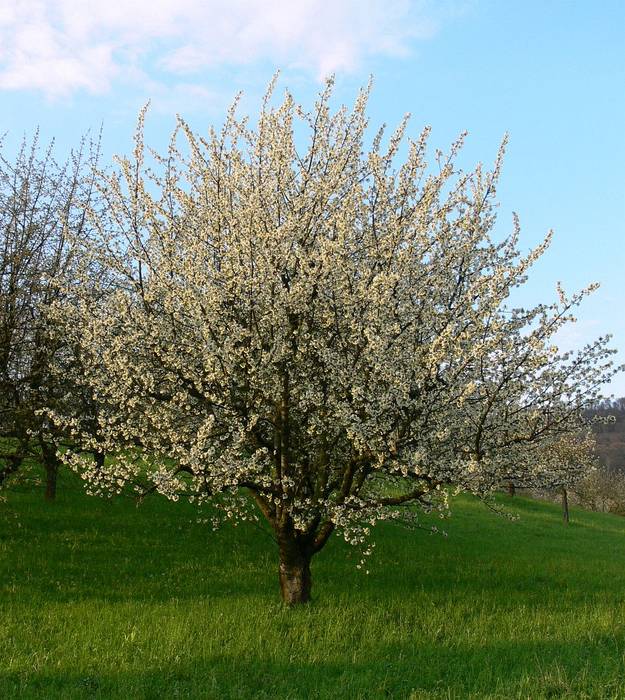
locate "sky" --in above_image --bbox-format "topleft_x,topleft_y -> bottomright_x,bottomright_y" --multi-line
1,0 -> 624,395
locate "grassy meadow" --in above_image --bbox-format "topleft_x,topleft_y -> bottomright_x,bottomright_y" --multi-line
2,468 -> 625,699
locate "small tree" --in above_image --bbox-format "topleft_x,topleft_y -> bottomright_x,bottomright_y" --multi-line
54,80 -> 619,603
499,430 -> 598,511
539,432 -> 599,524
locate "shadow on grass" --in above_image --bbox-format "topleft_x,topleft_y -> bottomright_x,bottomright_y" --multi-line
2,636 -> 625,699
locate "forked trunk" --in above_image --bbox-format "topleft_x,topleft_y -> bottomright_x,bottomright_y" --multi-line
278,537 -> 312,605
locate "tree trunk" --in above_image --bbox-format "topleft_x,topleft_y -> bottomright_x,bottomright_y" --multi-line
44,459 -> 58,501
94,450 -> 105,470
41,442 -> 59,501
562,487 -> 569,525
508,482 -> 516,497
278,536 -> 312,605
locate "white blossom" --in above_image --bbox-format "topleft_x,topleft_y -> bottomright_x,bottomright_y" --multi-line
49,78 -> 621,603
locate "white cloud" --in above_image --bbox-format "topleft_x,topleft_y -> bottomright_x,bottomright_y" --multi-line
0,0 -> 443,97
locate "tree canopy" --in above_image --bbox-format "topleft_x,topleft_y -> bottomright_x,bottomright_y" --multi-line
51,79 -> 619,603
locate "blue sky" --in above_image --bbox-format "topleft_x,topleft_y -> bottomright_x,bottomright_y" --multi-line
2,0 -> 624,395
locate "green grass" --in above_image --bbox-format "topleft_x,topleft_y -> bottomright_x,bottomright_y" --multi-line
2,470 -> 625,699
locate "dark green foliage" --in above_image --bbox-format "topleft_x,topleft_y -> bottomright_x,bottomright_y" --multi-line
2,468 -> 625,698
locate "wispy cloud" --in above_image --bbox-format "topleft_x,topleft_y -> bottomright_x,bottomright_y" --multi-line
0,0 -> 444,98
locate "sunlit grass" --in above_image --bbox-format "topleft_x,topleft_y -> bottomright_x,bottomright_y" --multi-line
2,468 -> 625,698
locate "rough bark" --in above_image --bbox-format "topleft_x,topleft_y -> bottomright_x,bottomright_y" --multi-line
278,535 -> 313,605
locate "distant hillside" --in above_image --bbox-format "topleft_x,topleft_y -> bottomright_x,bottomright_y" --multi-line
588,397 -> 625,471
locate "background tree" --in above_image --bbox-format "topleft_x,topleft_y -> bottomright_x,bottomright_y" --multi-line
53,80 -> 620,603
0,133 -> 99,498
572,464 -> 625,514
499,429 -> 598,510
537,432 -> 599,524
